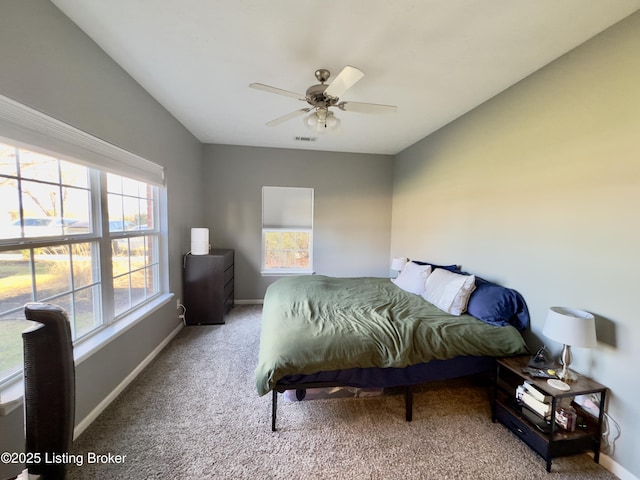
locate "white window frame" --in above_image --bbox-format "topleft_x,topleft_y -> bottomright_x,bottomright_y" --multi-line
0,94 -> 170,413
261,186 -> 314,275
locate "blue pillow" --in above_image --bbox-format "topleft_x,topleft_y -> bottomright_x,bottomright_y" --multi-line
411,260 -> 461,273
466,277 -> 529,331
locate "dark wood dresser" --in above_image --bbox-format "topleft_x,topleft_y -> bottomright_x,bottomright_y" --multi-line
183,249 -> 234,325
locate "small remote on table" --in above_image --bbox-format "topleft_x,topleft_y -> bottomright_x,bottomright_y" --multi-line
522,367 -> 559,379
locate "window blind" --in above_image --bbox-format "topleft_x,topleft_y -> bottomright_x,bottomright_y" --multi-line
262,186 -> 313,229
0,93 -> 165,186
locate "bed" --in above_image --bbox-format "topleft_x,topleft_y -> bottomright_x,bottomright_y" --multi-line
255,264 -> 530,430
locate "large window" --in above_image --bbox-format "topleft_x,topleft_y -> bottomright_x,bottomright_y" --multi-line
0,143 -> 161,384
261,186 -> 313,274
0,95 -> 166,387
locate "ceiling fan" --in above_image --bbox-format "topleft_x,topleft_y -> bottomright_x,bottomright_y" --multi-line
249,66 -> 397,133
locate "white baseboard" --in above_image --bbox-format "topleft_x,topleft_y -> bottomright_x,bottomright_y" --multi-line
73,322 -> 183,439
234,299 -> 263,305
588,452 -> 638,480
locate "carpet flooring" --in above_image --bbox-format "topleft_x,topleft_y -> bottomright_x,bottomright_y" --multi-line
66,304 -> 617,479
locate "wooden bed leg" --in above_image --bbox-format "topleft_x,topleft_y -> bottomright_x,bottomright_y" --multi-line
271,390 -> 278,432
405,385 -> 413,422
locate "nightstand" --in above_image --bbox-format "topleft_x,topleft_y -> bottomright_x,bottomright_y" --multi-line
492,355 -> 607,472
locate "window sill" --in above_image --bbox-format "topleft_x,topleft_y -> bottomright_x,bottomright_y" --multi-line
0,378 -> 22,416
0,293 -> 174,416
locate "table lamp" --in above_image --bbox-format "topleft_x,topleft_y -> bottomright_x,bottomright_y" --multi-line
542,306 -> 597,382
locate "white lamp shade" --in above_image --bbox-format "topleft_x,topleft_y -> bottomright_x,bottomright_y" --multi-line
304,109 -> 340,134
391,257 -> 408,271
542,307 -> 597,348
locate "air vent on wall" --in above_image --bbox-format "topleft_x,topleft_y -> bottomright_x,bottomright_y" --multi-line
295,136 -> 317,142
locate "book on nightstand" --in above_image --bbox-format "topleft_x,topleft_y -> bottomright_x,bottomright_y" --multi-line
523,381 -> 551,403
516,384 -> 551,419
521,392 -> 551,419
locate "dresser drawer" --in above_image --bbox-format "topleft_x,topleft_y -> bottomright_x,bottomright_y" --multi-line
224,265 -> 234,285
495,402 -> 548,459
224,280 -> 234,299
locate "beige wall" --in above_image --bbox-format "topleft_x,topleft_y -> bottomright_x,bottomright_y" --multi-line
203,144 -> 394,300
392,12 -> 640,478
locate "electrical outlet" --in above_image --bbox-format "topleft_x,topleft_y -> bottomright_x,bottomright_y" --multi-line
176,298 -> 186,322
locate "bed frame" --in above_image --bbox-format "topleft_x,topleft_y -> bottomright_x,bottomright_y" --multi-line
270,355 -> 496,431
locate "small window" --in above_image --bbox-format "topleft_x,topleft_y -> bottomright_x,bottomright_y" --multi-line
261,186 -> 313,275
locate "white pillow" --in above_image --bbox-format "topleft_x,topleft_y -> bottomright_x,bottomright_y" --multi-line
422,269 -> 476,315
391,262 -> 432,295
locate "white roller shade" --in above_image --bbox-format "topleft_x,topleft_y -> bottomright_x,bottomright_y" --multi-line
0,93 -> 164,186
262,186 -> 313,229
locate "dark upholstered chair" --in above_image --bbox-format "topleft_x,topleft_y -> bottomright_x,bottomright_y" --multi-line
22,303 -> 75,480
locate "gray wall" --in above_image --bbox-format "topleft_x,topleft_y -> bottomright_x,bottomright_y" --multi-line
0,1 -> 203,477
391,11 -> 640,478
2,0 -> 639,478
203,144 -> 394,300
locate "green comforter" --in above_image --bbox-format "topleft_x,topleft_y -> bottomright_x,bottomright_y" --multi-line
255,275 -> 528,396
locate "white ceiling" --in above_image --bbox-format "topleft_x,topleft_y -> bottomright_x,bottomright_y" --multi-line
51,0 -> 640,155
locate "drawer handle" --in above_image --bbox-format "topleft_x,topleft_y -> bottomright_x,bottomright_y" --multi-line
511,422 -> 525,435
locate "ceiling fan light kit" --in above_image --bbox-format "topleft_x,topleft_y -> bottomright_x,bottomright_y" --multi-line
249,65 -> 397,133
304,108 -> 340,134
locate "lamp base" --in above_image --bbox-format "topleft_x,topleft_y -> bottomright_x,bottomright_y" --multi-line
559,344 -> 578,383
559,367 -> 578,383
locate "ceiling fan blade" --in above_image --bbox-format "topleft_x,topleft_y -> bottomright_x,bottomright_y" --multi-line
249,83 -> 306,101
323,65 -> 364,99
265,108 -> 312,126
339,101 -> 397,114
